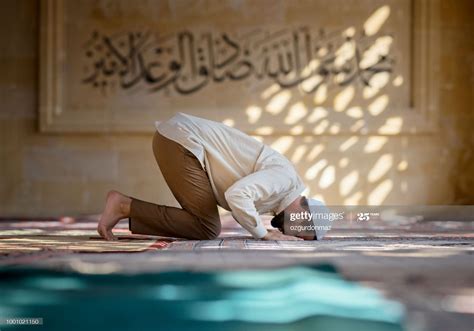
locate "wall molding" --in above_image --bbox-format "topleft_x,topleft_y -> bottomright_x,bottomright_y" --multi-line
39,0 -> 440,135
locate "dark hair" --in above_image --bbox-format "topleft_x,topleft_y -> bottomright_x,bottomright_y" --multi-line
270,210 -> 285,230
300,196 -> 309,209
270,196 -> 308,231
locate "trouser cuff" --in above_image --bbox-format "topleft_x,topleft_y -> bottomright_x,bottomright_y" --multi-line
128,197 -> 162,236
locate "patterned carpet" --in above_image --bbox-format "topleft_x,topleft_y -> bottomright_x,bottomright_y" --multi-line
1,214 -> 473,331
0,218 -> 171,254
1,213 -> 472,257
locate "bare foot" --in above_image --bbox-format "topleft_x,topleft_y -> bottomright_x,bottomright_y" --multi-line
97,190 -> 131,241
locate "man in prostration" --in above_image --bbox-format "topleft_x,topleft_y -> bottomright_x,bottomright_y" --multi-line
98,112 -> 324,241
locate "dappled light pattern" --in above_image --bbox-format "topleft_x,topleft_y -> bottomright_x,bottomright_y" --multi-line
0,218 -> 170,254
0,235 -> 169,253
213,5 -> 409,205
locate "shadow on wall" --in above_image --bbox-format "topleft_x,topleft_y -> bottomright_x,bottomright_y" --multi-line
216,6 -> 410,205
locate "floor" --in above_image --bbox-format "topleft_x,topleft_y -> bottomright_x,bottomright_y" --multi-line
0,214 -> 473,331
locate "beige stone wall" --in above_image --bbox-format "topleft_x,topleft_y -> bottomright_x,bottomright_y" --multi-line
0,0 -> 473,217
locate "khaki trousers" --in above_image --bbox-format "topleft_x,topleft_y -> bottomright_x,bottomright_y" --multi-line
128,132 -> 221,240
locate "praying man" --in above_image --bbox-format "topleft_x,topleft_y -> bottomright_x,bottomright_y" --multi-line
98,112 -> 323,241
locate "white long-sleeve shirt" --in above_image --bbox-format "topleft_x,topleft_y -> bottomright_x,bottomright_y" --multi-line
156,113 -> 306,239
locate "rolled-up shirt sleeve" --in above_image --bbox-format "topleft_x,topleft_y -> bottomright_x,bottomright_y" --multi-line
224,168 -> 287,239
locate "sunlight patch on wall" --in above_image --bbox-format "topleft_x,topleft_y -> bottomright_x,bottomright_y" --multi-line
319,165 -> 335,189
368,154 -> 393,183
334,86 -> 355,112
338,157 -> 349,168
368,179 -> 393,205
368,95 -> 389,116
313,84 -> 327,104
363,86 -> 379,99
291,145 -> 308,163
364,136 -> 388,153
308,107 -> 328,123
300,59 -> 320,82
392,75 -> 404,86
290,125 -> 304,135
369,72 -> 391,89
343,26 -> 356,38
346,106 -> 363,119
261,84 -> 281,99
301,75 -> 323,92
246,106 -> 262,124
305,159 -> 328,180
306,144 -> 324,161
270,136 -> 294,154
360,36 -> 393,69
317,47 -> 328,57
339,136 -> 359,152
266,90 -> 291,114
378,117 -> 403,134
350,119 -> 366,132
364,72 -> 390,99
364,5 -> 391,36
329,124 -> 341,134
397,160 -> 408,171
335,41 -> 355,67
284,102 -> 308,125
255,126 -> 274,135
313,119 -> 329,134
340,170 -> 359,196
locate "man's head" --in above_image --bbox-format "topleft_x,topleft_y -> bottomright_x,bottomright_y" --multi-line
271,196 -> 316,240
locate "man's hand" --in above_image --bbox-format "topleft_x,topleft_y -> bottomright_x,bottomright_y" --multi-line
262,229 -> 303,241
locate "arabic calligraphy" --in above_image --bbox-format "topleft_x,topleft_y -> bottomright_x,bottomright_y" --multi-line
82,27 -> 395,95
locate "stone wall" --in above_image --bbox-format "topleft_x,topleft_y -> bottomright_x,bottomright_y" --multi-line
0,0 -> 472,217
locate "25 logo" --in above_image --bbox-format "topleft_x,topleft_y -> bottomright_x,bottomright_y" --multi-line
357,212 -> 370,221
